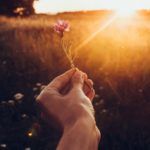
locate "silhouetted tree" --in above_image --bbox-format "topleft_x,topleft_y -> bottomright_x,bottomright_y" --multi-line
0,0 -> 37,16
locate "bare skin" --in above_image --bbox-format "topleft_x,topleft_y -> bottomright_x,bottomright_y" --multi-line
36,68 -> 100,150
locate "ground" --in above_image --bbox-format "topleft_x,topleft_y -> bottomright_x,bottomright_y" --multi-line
0,10 -> 150,150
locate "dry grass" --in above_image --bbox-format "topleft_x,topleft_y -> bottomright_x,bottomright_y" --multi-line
0,11 -> 150,150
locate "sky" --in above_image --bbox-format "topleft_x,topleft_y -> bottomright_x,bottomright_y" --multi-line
34,0 -> 150,13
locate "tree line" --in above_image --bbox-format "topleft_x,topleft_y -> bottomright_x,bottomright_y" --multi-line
0,0 -> 37,16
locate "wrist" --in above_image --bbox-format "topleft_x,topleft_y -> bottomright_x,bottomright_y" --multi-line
64,117 -> 100,142
57,117 -> 100,150
62,103 -> 95,129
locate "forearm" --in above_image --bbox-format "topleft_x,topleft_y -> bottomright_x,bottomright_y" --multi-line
57,118 -> 100,150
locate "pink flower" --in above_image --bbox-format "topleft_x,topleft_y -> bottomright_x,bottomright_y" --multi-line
53,20 -> 70,37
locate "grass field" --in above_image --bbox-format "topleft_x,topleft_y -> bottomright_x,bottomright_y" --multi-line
0,10 -> 150,150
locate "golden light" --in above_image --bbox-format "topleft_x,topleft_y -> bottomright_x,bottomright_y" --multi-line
116,8 -> 136,17
114,1 -> 137,18
34,0 -> 150,14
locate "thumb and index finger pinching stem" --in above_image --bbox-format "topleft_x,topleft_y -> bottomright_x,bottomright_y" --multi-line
47,68 -> 77,91
47,68 -> 92,94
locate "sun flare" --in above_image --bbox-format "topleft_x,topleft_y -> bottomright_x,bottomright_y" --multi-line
116,8 -> 136,17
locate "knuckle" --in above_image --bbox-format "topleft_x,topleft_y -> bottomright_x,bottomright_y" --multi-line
36,90 -> 48,105
36,89 -> 57,106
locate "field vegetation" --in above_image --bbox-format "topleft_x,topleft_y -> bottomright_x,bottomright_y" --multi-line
0,10 -> 150,149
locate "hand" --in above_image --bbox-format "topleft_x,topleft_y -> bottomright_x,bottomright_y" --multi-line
36,68 -> 96,130
36,69 -> 100,150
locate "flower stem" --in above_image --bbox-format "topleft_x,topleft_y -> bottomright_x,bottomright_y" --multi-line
61,38 -> 76,69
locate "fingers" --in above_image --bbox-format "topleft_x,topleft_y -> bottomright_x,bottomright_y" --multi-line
84,79 -> 95,101
86,88 -> 95,101
70,70 -> 95,100
83,79 -> 93,94
71,70 -> 84,90
48,68 -> 76,91
46,68 -> 95,101
36,69 -> 76,108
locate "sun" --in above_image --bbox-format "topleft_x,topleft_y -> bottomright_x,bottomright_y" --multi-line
114,1 -> 137,17
116,7 -> 136,17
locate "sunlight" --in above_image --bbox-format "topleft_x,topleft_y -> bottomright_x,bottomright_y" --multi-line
74,15 -> 117,52
34,0 -> 150,14
114,1 -> 137,17
116,8 -> 136,17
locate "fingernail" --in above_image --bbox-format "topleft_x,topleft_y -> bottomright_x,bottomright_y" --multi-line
74,70 -> 82,78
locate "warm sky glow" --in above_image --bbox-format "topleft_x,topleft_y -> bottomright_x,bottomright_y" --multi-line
34,0 -> 150,13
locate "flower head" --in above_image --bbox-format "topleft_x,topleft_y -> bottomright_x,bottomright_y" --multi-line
14,93 -> 24,101
53,20 -> 70,37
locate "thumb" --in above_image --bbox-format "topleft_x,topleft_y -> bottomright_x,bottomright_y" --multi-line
71,70 -> 84,90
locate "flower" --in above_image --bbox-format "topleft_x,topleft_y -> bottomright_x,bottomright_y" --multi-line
53,20 -> 70,37
25,147 -> 31,150
0,144 -> 7,148
33,87 -> 38,92
36,83 -> 42,87
53,19 -> 76,68
14,93 -> 24,101
21,114 -> 28,119
8,100 -> 15,106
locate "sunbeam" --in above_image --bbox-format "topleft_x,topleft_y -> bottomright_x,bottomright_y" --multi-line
74,14 -> 117,52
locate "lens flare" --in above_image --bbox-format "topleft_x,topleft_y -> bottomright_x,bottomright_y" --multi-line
116,8 -> 136,17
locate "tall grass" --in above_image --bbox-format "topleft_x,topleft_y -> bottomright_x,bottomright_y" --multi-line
0,11 -> 150,149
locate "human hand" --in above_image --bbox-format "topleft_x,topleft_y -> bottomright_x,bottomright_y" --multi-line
36,68 -> 96,130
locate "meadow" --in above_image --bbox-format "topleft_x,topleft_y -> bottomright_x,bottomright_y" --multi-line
0,10 -> 150,150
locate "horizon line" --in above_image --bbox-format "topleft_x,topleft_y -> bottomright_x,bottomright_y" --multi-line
35,8 -> 150,14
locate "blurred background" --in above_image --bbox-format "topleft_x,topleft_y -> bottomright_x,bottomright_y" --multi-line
0,0 -> 150,150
